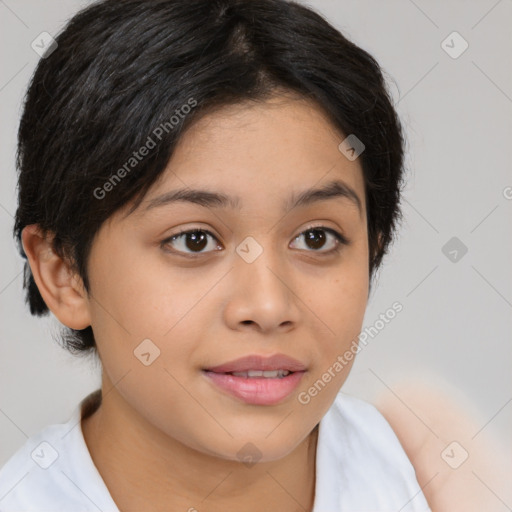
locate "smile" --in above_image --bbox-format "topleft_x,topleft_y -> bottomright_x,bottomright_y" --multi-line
230,369 -> 290,378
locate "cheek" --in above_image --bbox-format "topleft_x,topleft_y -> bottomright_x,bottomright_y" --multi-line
88,254 -> 220,396
88,243 -> 191,339
300,256 -> 368,399
311,257 -> 369,340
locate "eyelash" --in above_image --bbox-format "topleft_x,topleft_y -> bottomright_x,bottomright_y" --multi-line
160,225 -> 350,258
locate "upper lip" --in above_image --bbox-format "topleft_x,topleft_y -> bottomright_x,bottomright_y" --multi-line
204,354 -> 307,373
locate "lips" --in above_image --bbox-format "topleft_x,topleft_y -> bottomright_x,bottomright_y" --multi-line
204,354 -> 307,374
202,354 -> 307,405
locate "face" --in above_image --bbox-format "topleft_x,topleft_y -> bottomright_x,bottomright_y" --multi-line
84,94 -> 369,462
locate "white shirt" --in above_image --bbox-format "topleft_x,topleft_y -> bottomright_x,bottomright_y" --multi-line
0,391 -> 430,511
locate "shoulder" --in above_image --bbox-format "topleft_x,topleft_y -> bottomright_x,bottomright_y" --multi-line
0,391 -> 117,512
324,392 -> 417,470
314,392 -> 431,511
329,392 -> 406,445
0,415 -> 80,510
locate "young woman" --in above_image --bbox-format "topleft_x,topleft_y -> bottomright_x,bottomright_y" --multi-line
0,0 -> 430,510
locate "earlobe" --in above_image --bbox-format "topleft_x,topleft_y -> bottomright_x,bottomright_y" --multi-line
21,225 -> 91,330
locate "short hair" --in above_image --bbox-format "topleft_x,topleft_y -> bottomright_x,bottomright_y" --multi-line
13,0 -> 406,357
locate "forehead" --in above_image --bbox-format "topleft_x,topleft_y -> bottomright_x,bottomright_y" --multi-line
173,94 -> 347,157
125,94 -> 366,221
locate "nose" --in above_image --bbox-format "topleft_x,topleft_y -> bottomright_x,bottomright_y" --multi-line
223,242 -> 302,335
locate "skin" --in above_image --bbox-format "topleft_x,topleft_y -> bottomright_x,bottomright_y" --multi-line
22,94 -> 370,512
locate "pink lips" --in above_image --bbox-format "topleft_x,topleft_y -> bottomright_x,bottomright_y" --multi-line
203,354 -> 307,405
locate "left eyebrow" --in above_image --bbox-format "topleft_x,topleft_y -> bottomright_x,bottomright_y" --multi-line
286,179 -> 363,217
141,179 -> 363,217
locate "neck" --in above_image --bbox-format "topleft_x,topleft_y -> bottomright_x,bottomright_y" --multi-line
81,381 -> 319,512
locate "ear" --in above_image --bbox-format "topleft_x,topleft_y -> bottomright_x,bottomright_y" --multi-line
21,225 -> 91,330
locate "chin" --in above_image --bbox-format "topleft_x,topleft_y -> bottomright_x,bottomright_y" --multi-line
202,430 -> 308,465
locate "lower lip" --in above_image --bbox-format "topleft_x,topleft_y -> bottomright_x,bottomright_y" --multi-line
203,370 -> 305,405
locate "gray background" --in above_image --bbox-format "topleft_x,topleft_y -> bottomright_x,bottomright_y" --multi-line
1,0 -> 511,485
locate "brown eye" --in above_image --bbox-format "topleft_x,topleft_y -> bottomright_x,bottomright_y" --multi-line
304,229 -> 327,250
161,229 -> 221,256
291,227 -> 348,254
